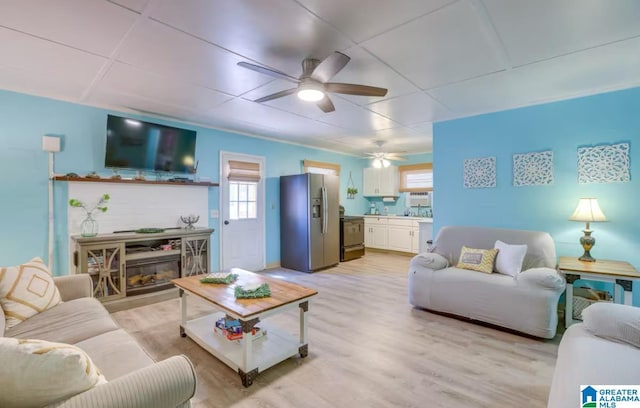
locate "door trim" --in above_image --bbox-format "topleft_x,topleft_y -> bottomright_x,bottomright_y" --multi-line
219,151 -> 266,270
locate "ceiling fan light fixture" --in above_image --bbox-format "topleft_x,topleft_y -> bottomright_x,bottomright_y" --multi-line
297,88 -> 324,102
297,80 -> 325,102
373,158 -> 390,168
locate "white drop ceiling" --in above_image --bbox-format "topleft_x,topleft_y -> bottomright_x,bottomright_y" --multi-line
1,0 -> 639,157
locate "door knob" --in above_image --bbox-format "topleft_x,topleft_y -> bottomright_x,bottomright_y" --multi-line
224,220 -> 230,225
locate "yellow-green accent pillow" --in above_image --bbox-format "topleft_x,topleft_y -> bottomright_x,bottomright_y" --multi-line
456,247 -> 499,273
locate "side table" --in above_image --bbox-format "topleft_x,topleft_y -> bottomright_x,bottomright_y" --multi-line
558,256 -> 640,328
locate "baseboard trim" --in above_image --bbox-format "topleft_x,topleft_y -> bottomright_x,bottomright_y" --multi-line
265,261 -> 281,269
364,247 -> 416,257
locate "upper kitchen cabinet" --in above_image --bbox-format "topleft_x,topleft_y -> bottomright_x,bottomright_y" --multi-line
363,166 -> 399,197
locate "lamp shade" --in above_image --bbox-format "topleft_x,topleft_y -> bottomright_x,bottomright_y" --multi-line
569,198 -> 607,222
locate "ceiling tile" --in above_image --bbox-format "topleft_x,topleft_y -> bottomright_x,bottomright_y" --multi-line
367,92 -> 452,125
186,110 -> 290,137
109,0 -> 150,13
117,20 -> 272,95
329,46 -> 420,105
429,36 -> 640,116
209,98 -> 339,136
0,0 -> 137,56
96,62 -> 232,111
87,88 -> 203,121
362,1 -> 506,89
316,98 -> 400,132
297,0 -> 455,43
150,0 -> 354,75
0,66 -> 88,101
0,28 -> 106,99
409,121 -> 434,137
483,0 -> 640,67
342,127 -> 433,155
370,127 -> 428,142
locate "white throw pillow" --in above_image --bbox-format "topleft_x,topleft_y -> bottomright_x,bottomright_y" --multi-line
0,257 -> 62,329
494,240 -> 528,277
0,337 -> 107,408
582,302 -> 640,349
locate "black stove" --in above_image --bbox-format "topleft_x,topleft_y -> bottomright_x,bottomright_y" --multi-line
341,215 -> 364,221
339,212 -> 365,262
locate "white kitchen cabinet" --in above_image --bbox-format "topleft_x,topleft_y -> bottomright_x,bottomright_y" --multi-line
364,216 -> 423,253
387,218 -> 416,253
411,225 -> 421,253
363,168 -> 379,197
363,166 -> 399,197
364,217 -> 388,249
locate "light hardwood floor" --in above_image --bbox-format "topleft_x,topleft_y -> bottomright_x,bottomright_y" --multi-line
112,252 -> 560,408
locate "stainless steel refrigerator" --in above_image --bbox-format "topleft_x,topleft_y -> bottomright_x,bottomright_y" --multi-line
280,173 -> 340,272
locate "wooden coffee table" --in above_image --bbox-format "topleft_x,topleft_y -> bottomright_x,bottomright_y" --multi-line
171,268 -> 318,387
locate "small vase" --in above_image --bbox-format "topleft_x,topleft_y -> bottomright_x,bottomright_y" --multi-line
81,214 -> 98,237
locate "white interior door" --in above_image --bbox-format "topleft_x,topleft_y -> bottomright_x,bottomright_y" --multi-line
220,152 -> 265,271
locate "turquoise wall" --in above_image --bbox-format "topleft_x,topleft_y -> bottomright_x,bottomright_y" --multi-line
0,89 -> 371,274
433,86 -> 640,305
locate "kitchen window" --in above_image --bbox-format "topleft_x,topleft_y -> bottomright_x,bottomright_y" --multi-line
399,163 -> 433,192
302,159 -> 341,176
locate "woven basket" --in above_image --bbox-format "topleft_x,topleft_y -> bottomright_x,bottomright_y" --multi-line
572,287 -> 612,320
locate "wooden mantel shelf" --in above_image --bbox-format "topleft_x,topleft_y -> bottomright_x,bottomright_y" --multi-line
54,176 -> 219,187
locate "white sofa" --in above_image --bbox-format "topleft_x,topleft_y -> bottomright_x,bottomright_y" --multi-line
408,225 -> 565,339
1,274 -> 197,408
548,302 -> 640,408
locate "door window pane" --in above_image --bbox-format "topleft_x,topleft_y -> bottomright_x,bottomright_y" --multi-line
229,181 -> 258,220
229,201 -> 238,220
239,184 -> 248,201
230,183 -> 238,200
248,202 -> 257,218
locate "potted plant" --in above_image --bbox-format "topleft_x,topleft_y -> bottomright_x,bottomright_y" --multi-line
347,187 -> 358,199
69,193 -> 110,237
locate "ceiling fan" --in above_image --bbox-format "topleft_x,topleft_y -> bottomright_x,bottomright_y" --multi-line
237,51 -> 388,113
365,141 -> 407,168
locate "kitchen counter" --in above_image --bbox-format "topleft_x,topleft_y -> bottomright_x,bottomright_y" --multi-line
363,215 -> 433,223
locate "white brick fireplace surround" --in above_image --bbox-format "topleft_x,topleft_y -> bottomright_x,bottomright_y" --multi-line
66,181 -> 208,268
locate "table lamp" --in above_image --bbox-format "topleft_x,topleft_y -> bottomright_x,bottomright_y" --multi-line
569,198 -> 607,262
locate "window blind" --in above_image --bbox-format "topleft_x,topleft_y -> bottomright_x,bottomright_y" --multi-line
227,160 -> 261,182
302,159 -> 340,176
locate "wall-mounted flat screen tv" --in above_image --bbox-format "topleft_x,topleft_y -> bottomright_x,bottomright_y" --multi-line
105,115 -> 197,174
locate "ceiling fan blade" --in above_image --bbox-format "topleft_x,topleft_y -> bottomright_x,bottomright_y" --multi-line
385,156 -> 408,161
325,83 -> 388,97
237,62 -> 300,84
316,95 -> 335,113
311,52 -> 350,82
254,88 -> 297,103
